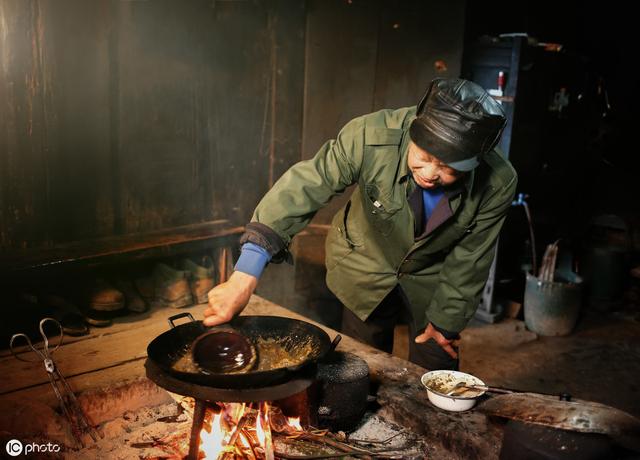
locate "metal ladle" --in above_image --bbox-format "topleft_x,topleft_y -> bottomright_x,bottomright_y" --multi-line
446,382 -> 514,397
192,329 -> 258,374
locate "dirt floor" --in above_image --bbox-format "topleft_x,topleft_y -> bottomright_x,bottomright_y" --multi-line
393,300 -> 640,418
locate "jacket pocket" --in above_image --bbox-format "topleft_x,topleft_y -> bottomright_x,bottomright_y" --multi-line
363,183 -> 398,236
326,201 -> 359,270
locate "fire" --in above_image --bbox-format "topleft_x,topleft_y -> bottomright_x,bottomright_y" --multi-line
199,402 -> 302,459
255,405 -> 266,445
257,403 -> 274,460
200,411 -> 231,459
287,417 -> 303,431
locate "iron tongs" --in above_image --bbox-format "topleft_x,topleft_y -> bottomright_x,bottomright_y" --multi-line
10,317 -> 99,445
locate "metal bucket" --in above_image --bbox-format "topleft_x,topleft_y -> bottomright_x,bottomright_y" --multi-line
524,272 -> 583,336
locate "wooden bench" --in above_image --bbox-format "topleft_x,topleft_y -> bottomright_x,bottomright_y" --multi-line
0,220 -> 244,275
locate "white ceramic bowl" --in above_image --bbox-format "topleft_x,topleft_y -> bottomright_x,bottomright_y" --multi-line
420,370 -> 486,412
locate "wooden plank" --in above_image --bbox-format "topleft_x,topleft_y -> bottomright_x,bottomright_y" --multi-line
267,0 -> 306,185
0,301 -> 215,394
0,298 -> 209,359
302,0 -> 380,225
0,359 -> 146,409
0,0 -> 51,248
0,220 -> 241,272
114,0 -> 276,234
302,0 -> 380,157
200,0 -> 274,226
39,0 -> 115,245
0,0 -> 116,249
0,0 -> 298,257
2,324 -> 151,394
116,0 -> 219,234
373,0 -> 465,109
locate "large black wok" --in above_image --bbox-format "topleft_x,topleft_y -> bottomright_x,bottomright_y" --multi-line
147,312 -> 336,389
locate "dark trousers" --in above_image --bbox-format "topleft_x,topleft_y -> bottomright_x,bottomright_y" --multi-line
340,286 -> 459,371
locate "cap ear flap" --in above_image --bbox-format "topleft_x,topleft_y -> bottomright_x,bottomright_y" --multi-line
480,117 -> 508,155
416,79 -> 439,115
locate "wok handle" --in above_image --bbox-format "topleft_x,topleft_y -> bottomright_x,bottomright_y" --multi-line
330,334 -> 342,352
168,312 -> 195,329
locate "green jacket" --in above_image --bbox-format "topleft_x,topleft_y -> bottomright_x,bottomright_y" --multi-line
251,107 -> 517,333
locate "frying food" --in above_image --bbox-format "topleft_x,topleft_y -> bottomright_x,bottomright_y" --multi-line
172,335 -> 315,375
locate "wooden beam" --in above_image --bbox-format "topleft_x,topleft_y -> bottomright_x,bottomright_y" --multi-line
0,220 -> 243,273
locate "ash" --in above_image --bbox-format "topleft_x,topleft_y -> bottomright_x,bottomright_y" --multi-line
65,402 -> 191,460
345,412 -> 429,459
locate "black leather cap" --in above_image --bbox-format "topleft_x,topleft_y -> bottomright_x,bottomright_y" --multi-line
409,78 -> 506,171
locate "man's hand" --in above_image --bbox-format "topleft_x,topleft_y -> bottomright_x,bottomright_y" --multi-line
203,271 -> 258,326
414,323 -> 459,359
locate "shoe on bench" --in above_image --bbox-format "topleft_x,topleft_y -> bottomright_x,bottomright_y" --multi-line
181,256 -> 215,305
87,279 -> 125,312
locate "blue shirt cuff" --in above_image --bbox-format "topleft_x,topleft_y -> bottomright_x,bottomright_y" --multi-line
234,243 -> 272,279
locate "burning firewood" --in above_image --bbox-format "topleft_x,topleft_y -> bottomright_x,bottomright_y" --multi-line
134,401 -> 414,460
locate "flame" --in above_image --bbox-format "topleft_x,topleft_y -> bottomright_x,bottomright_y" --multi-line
238,432 -> 251,449
287,417 -> 303,431
226,402 -> 246,422
255,405 -> 266,445
199,402 -> 282,459
200,411 -> 230,459
259,403 -> 274,460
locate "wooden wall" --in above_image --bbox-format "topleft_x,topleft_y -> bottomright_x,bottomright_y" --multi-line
303,0 -> 465,223
0,0 -> 464,257
0,0 -> 304,251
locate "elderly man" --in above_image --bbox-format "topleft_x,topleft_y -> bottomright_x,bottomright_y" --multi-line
204,78 -> 517,370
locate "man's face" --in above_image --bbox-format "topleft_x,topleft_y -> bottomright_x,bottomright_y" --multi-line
407,141 -> 464,189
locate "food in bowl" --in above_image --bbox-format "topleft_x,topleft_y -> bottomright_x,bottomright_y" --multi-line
420,370 -> 486,412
